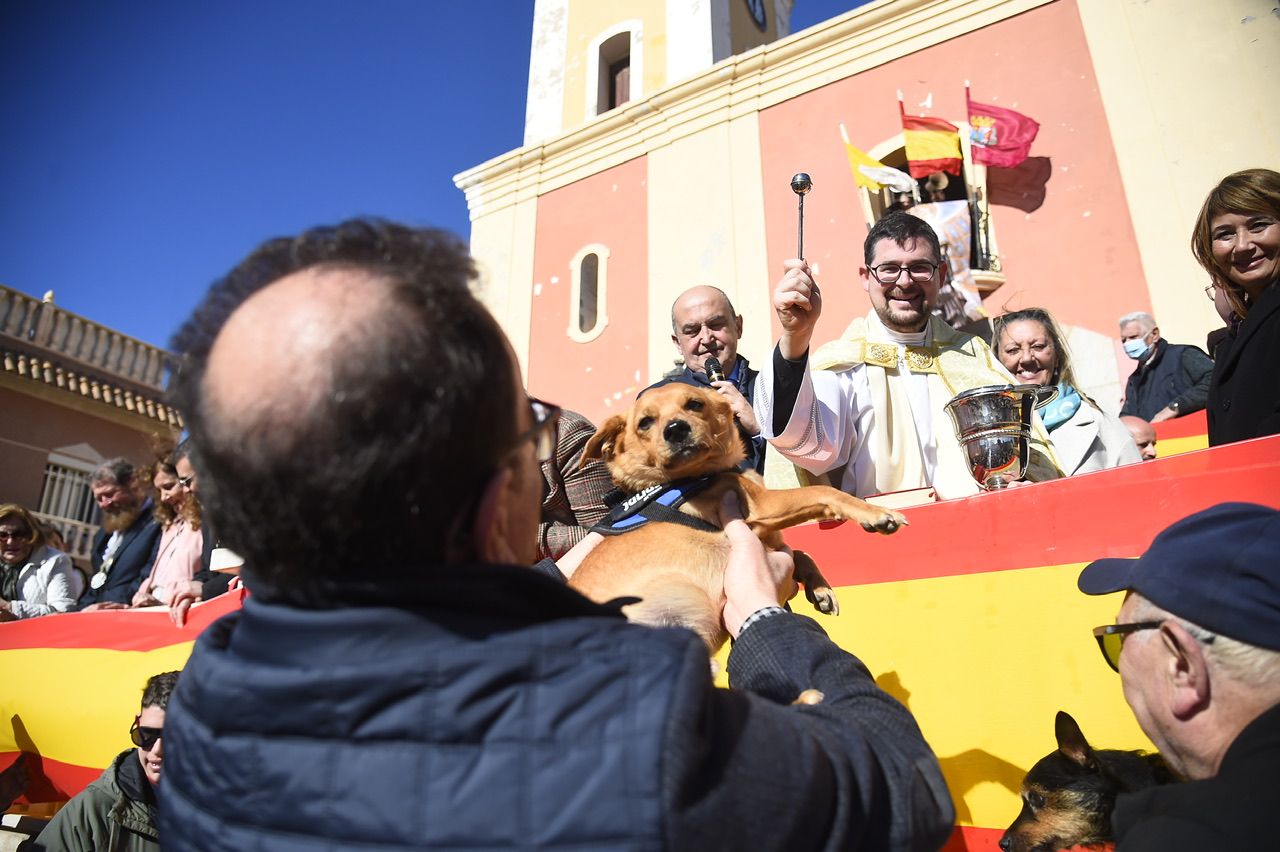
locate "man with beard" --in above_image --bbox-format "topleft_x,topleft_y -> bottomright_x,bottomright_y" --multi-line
754,211 -> 1060,499
75,459 -> 161,611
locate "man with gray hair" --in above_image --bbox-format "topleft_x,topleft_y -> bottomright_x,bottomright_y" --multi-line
74,458 -> 161,611
1117,311 -> 1213,423
1078,503 -> 1280,849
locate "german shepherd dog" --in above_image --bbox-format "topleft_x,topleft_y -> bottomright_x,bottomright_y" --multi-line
1000,711 -> 1174,852
567,383 -> 906,651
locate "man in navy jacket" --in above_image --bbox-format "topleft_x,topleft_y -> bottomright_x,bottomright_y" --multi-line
75,459 -> 160,611
160,220 -> 954,851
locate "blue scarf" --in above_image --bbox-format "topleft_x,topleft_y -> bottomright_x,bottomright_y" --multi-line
1040,382 -> 1082,432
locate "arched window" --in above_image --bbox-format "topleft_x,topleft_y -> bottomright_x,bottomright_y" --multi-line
568,244 -> 610,342
587,22 -> 642,118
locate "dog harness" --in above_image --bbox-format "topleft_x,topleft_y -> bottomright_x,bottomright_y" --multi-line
591,475 -> 723,536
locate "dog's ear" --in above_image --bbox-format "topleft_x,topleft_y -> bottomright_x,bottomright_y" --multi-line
1054,711 -> 1098,770
581,415 -> 627,467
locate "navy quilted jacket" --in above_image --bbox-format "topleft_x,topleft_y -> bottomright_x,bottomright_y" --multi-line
160,563 -> 953,850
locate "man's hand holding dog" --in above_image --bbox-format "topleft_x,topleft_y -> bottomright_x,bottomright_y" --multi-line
774,259 -> 822,360
719,492 -> 798,638
710,380 -> 760,436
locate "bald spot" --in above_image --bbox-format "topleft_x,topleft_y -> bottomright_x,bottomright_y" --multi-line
202,266 -> 389,452
671,285 -> 734,331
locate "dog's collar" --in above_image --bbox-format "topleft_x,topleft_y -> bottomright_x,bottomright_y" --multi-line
592,475 -> 722,535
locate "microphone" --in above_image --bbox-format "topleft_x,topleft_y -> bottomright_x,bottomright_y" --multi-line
704,356 -> 726,384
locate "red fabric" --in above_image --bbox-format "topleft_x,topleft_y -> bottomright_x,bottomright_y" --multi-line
967,96 -> 1040,168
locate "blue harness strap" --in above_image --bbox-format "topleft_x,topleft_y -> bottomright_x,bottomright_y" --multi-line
592,475 -> 722,536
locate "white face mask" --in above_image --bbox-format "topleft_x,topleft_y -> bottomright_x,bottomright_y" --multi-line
1123,337 -> 1150,361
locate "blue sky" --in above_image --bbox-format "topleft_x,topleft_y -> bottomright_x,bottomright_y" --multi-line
1,1 -> 864,348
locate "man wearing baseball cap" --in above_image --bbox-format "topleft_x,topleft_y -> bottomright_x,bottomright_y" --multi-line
1078,502 -> 1280,850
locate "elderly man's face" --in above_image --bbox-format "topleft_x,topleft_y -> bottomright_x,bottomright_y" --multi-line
92,480 -> 138,515
1114,594 -> 1186,776
671,288 -> 742,376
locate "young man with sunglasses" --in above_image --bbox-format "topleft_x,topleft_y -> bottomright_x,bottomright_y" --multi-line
34,671 -> 178,851
754,210 -> 1060,498
1078,502 -> 1280,850
157,220 -> 953,851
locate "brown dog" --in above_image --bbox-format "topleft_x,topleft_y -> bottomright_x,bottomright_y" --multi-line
568,383 -> 906,651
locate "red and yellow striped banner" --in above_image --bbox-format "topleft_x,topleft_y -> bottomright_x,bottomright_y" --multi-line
5,436 -> 1277,849
0,589 -> 246,804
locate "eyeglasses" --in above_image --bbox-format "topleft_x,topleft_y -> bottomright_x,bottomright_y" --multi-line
0,529 -> 32,542
1092,621 -> 1163,672
177,474 -> 196,488
130,720 -> 163,750
868,261 -> 939,285
508,398 -> 561,464
1203,284 -> 1217,301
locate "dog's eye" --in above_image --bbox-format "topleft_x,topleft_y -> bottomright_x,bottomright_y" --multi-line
638,416 -> 654,431
684,399 -> 704,412
1025,791 -> 1045,810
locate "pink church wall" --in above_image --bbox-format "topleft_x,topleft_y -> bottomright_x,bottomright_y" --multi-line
757,0 -> 1147,348
527,155 -> 650,426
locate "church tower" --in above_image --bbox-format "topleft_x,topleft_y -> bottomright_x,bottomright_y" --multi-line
524,0 -> 794,144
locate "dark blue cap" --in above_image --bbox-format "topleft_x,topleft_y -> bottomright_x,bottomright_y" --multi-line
1078,502 -> 1280,651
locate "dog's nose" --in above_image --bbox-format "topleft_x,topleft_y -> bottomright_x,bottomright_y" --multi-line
997,836 -> 1011,852
663,419 -> 691,443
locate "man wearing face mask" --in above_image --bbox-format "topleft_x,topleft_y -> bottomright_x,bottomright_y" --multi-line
1118,311 -> 1214,423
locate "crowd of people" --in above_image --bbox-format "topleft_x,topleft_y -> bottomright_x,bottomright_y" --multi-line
4,167 -> 1278,851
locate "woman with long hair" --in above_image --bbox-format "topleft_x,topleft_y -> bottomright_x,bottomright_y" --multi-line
993,308 -> 1141,474
1191,168 -> 1280,445
131,443 -> 204,607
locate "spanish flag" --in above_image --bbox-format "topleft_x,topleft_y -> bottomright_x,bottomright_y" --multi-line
899,100 -> 962,178
0,589 -> 246,805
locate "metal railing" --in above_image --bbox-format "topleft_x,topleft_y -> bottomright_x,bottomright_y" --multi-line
31,511 -> 98,567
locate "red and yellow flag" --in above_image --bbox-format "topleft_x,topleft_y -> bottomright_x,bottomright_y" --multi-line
900,101 -> 962,178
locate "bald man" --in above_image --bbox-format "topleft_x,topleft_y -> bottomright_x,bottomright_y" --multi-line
1121,415 -> 1158,461
157,221 -> 954,851
645,285 -> 766,472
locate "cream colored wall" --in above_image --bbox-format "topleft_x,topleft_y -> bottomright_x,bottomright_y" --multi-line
1075,0 -> 1280,347
559,0 -> 667,133
646,112 -> 773,383
467,197 -> 539,382
525,0 -> 570,145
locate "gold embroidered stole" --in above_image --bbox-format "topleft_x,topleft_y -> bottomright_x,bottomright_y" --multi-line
764,315 -> 1062,497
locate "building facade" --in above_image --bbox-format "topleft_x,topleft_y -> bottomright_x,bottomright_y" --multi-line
456,0 -> 1278,426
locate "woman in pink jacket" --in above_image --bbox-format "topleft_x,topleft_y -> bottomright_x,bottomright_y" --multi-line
131,443 -> 204,608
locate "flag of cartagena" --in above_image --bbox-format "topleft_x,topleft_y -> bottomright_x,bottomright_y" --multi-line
967,94 -> 1039,168
899,109 -> 962,178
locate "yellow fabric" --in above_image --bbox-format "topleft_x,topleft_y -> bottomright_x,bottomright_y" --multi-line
903,127 -> 962,162
844,143 -> 888,190
765,316 -> 1062,497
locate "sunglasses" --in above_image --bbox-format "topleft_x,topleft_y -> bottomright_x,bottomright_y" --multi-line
130,720 -> 163,750
1092,621 -> 1163,672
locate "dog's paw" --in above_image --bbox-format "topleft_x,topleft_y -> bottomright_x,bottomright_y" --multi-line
858,508 -> 908,535
806,584 -> 840,616
792,689 -> 825,706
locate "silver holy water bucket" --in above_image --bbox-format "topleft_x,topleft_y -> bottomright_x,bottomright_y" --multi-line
944,384 -> 1045,490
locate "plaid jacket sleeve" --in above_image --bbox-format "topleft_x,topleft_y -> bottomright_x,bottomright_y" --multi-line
537,410 -> 614,560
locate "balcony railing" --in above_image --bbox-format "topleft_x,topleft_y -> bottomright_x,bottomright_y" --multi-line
0,285 -> 175,393
31,511 -> 98,568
